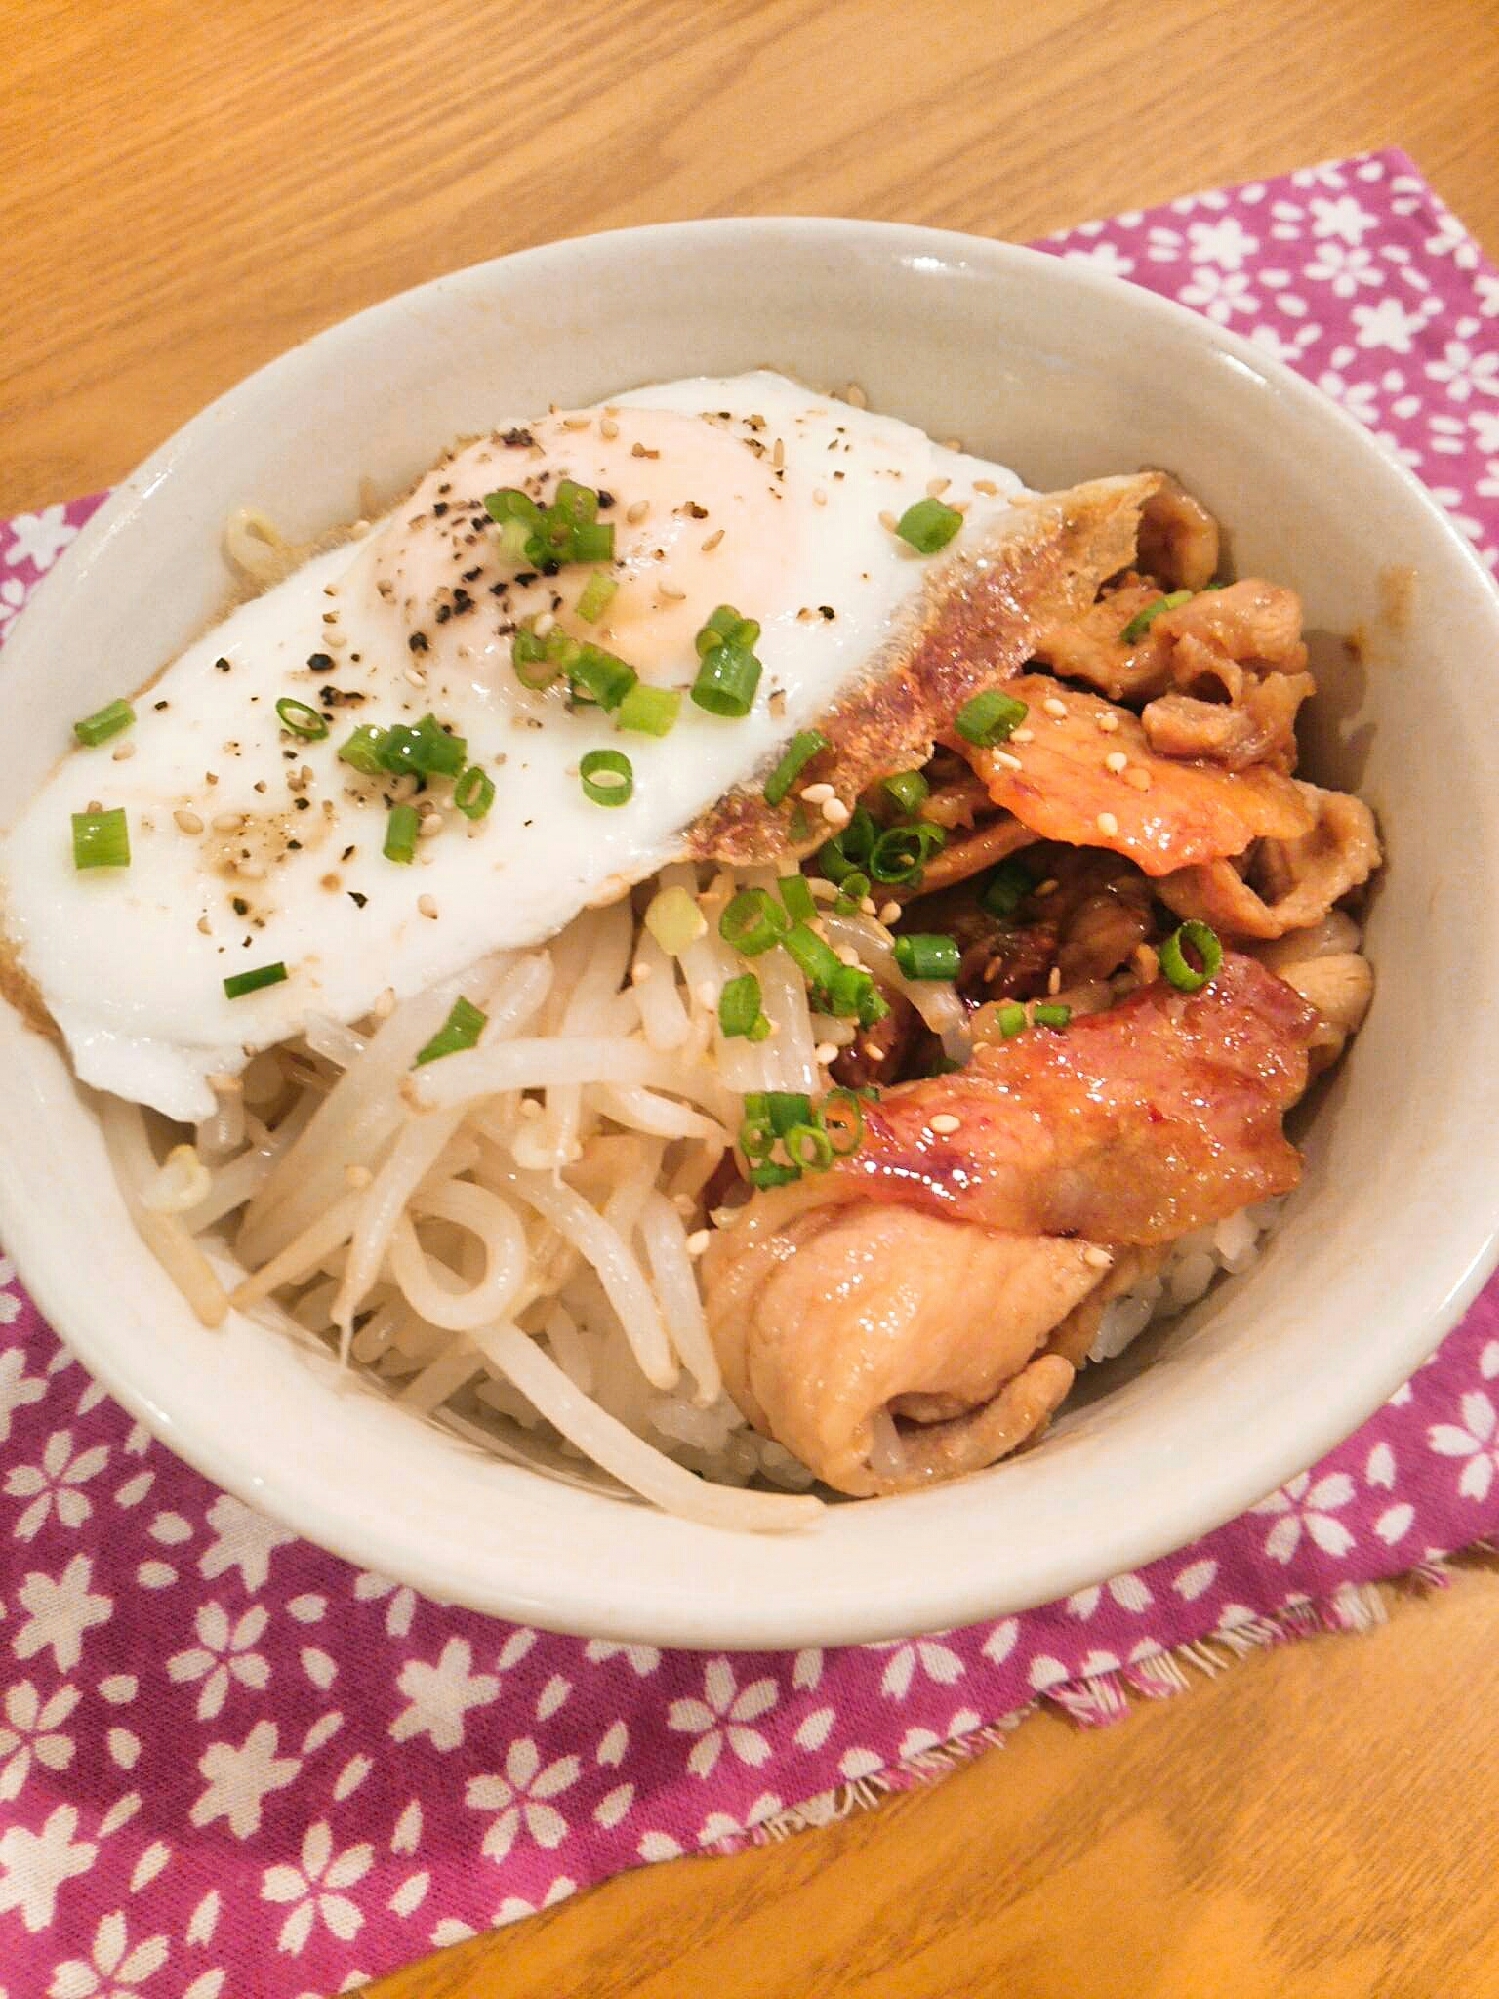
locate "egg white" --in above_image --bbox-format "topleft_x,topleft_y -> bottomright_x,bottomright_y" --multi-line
0,372 -> 1027,1120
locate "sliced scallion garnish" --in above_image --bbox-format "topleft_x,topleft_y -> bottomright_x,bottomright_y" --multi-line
718,972 -> 770,1041
882,769 -> 929,816
785,1122 -> 835,1172
868,823 -> 945,886
616,684 -> 681,737
893,496 -> 963,554
719,887 -> 789,957
576,570 -> 618,624
644,885 -> 706,957
414,995 -> 487,1065
384,802 -> 419,863
275,697 -> 329,742
1159,919 -> 1223,993
783,923 -> 841,991
763,729 -> 829,807
997,1000 -> 1027,1038
1121,589 -> 1193,644
339,725 -> 387,776
1033,1002 -> 1072,1029
579,748 -> 633,806
955,688 -> 1029,748
73,699 -> 135,748
690,605 -> 762,718
777,873 -> 817,925
71,807 -> 129,871
223,961 -> 287,999
453,765 -> 496,821
979,854 -> 1035,919
893,933 -> 960,981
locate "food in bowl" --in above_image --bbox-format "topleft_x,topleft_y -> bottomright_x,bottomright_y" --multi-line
0,370 -> 1379,1525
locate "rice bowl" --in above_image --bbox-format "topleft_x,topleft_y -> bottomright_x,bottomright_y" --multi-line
0,219 -> 1496,1646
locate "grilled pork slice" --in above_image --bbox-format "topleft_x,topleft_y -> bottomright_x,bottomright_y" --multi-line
966,676 -> 1315,877
691,473 -> 1157,865
702,955 -> 1318,1495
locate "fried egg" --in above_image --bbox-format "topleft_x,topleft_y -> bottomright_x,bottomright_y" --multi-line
0,372 -> 1027,1120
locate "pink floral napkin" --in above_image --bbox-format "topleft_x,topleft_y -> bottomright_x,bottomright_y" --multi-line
1,149 -> 1496,1999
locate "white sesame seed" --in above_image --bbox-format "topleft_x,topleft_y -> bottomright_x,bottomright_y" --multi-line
211,812 -> 244,833
174,809 -> 204,835
234,860 -> 265,880
813,487 -> 828,507
772,438 -> 785,469
1034,877 -> 1059,898
1097,712 -> 1120,734
821,798 -> 852,828
374,989 -> 396,1020
844,383 -> 869,409
561,414 -> 591,431
701,528 -> 725,552
878,900 -> 901,925
861,1040 -> 884,1061
685,1228 -> 712,1257
1083,1245 -> 1114,1270
929,1113 -> 962,1136
799,782 -> 835,804
1105,750 -> 1129,773
631,960 -> 653,984
1096,811 -> 1120,837
834,945 -> 862,968
992,750 -> 1022,771
599,416 -> 620,440
111,741 -> 136,761
814,1041 -> 838,1066
1010,727 -> 1034,743
809,877 -> 839,902
405,666 -> 427,689
1126,767 -> 1153,792
417,894 -> 438,918
626,499 -> 650,525
860,897 -> 878,917
533,612 -> 556,638
196,915 -> 212,935
926,476 -> 951,498
878,510 -> 900,534
1043,697 -> 1068,719
1048,966 -> 1062,995
659,584 -> 687,602
345,1163 -> 374,1190
973,478 -> 999,496
418,814 -> 444,838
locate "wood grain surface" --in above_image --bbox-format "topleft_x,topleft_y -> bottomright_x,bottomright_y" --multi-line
5,3 -> 1499,1993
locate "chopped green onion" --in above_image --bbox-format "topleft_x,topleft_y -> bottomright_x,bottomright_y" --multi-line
570,522 -> 615,565
616,683 -> 681,737
784,923 -> 842,991
223,961 -> 287,1000
568,644 -> 637,713
512,627 -> 563,690
384,802 -> 419,863
868,823 -> 945,886
955,688 -> 1029,748
1159,919 -> 1223,993
777,873 -> 817,924
827,963 -> 877,1018
894,933 -> 960,981
579,748 -> 633,806
718,973 -> 765,1039
485,482 -> 614,571
339,724 -> 387,776
645,885 -> 707,956
764,1091 -> 812,1135
833,869 -> 872,914
737,1111 -> 778,1160
997,1000 -> 1027,1038
818,804 -> 878,884
483,488 -> 543,527
576,571 -> 618,624
764,730 -> 829,807
979,854 -> 1035,919
454,765 -> 496,821
414,714 -> 466,776
415,995 -> 487,1065
821,1088 -> 865,1156
785,1122 -> 835,1172
690,605 -> 763,718
71,807 -> 129,871
1121,589 -> 1193,644
73,699 -> 135,748
857,983 -> 890,1029
719,887 -> 789,957
750,1160 -> 801,1189
1033,1002 -> 1072,1029
894,496 -> 963,554
275,697 -> 329,742
882,769 -> 929,816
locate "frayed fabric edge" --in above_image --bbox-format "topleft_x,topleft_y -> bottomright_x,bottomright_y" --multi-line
708,1543 -> 1495,1857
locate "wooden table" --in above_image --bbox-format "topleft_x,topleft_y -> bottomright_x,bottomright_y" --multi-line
7,3 -> 1499,1992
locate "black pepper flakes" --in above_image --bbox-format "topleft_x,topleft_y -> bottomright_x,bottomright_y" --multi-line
348,891 -> 368,910
408,632 -> 429,654
306,652 -> 335,672
432,502 -> 449,517
214,656 -> 232,673
502,427 -> 535,448
231,897 -> 250,916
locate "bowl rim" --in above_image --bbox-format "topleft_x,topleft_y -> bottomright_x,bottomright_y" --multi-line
5,213 -> 1499,1649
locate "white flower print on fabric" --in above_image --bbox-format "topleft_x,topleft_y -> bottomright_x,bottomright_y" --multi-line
869,1637 -> 966,1699
12,1554 -> 111,1671
0,1345 -> 47,1443
1061,242 -> 1135,279
1304,242 -> 1383,297
196,1495 -> 295,1594
1309,194 -> 1379,245
0,576 -> 26,631
6,1430 -> 110,1540
1186,217 -> 1259,270
47,1910 -> 168,1998
0,1257 -> 27,1326
465,1739 -> 582,1861
0,1682 -> 80,1801
1426,341 -> 1499,403
1428,1393 -> 1499,1501
4,506 -> 77,574
166,1603 -> 270,1720
583,1639 -> 661,1676
666,1659 -> 778,1775
1177,266 -> 1256,323
389,1639 -> 499,1752
1252,1470 -> 1357,1562
352,1571 -> 418,1639
189,1721 -> 301,1839
0,1803 -> 98,1932
260,1821 -> 373,1955
1316,369 -> 1382,425
1351,296 -> 1429,352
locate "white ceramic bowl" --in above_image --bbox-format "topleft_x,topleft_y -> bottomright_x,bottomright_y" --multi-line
5,220 -> 1499,1649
